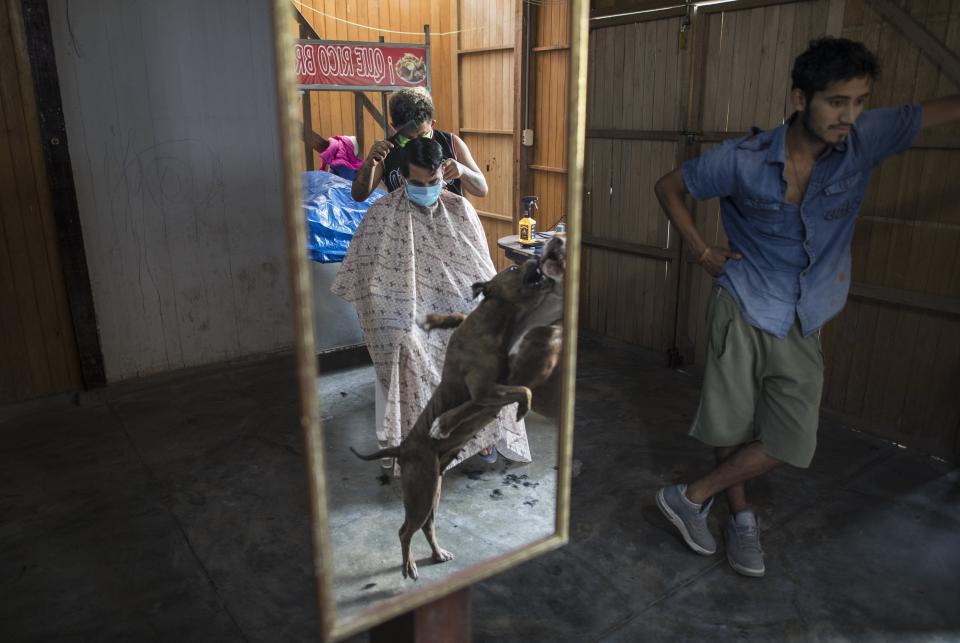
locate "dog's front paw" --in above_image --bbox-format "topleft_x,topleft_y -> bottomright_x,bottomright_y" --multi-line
432,548 -> 454,563
416,312 -> 429,330
429,417 -> 452,440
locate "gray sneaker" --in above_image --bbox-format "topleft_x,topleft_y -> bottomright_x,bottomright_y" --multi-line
656,484 -> 716,555
725,511 -> 765,577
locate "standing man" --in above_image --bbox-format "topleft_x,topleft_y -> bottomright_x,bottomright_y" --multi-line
653,37 -> 960,577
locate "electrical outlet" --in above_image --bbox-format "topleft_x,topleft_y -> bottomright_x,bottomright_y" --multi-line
521,129 -> 534,147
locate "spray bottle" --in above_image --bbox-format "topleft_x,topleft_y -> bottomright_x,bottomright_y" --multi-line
519,195 -> 539,246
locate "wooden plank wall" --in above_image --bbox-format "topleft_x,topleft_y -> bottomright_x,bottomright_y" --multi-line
682,0 -> 833,368
457,0 -> 517,270
581,15 -> 685,350
461,0 -> 571,271
48,0 -> 293,382
820,0 -> 960,459
530,1 -> 571,234
0,0 -> 81,403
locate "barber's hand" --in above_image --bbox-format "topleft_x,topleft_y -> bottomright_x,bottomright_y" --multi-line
698,246 -> 742,277
365,140 -> 393,167
441,158 -> 465,181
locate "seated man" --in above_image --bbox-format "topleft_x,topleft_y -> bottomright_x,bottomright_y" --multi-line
332,137 -> 530,470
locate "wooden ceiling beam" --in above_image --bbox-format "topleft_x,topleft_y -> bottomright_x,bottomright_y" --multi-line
864,0 -> 960,86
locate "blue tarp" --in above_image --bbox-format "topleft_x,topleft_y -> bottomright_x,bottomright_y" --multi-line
303,171 -> 386,263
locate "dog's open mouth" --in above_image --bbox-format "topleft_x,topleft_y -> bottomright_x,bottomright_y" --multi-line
521,259 -> 544,286
541,239 -> 565,281
520,236 -> 565,288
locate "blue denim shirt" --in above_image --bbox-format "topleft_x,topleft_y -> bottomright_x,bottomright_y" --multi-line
682,105 -> 922,339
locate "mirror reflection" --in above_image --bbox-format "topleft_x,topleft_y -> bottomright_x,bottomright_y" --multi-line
294,0 -> 573,619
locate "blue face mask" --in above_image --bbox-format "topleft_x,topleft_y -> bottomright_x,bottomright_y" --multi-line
405,182 -> 442,207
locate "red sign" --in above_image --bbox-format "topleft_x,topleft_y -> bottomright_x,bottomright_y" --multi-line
296,41 -> 429,90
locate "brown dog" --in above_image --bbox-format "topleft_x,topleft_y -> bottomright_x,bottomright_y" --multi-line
422,234 -> 565,434
350,259 -> 555,580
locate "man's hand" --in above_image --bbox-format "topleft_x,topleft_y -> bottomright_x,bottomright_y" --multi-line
365,140 -> 394,167
698,246 -> 742,277
441,158 -> 465,182
352,141 -> 391,201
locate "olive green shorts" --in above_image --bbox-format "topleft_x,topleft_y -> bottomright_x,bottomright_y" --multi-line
690,287 -> 824,468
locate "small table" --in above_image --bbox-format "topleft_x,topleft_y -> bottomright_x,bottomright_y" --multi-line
497,234 -> 544,265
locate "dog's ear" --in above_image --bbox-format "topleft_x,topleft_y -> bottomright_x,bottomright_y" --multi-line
471,281 -> 487,299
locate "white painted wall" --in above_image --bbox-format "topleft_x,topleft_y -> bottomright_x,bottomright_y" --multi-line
50,0 -> 295,381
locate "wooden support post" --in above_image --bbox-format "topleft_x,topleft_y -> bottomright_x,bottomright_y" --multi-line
292,0 -> 323,170
20,0 -> 106,389
424,25 -> 432,94
369,588 -> 471,643
669,3 -> 707,368
825,0 -> 845,37
293,4 -> 321,39
514,0 -> 534,217
380,35 -> 390,139
298,19 -> 315,169
355,92 -> 365,157
359,93 -> 388,131
301,96 -> 314,170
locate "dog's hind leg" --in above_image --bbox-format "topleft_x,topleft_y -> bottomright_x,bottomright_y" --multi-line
422,477 -> 454,564
399,457 -> 441,580
430,400 -> 496,439
398,519 -> 419,581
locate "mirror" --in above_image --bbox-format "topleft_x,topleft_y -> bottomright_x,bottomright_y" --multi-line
272,0 -> 588,638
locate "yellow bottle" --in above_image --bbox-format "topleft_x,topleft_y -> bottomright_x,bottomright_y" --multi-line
518,196 -> 538,246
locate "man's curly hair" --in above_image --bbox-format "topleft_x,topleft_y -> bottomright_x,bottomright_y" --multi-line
791,37 -> 879,99
389,87 -> 435,129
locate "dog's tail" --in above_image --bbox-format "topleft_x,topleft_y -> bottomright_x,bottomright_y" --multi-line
349,445 -> 404,461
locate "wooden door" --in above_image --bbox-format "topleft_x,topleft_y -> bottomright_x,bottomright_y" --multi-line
582,9 -> 689,352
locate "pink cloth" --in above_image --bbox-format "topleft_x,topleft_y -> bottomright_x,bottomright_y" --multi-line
319,135 -> 364,171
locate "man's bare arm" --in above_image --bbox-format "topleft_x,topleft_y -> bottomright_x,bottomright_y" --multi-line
444,135 -> 488,197
920,94 -> 960,130
654,168 -> 741,277
351,140 -> 392,201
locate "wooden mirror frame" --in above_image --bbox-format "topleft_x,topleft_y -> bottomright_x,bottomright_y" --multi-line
271,0 -> 589,638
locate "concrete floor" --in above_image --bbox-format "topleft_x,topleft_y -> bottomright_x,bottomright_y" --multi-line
318,365 -> 557,619
0,333 -> 957,642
